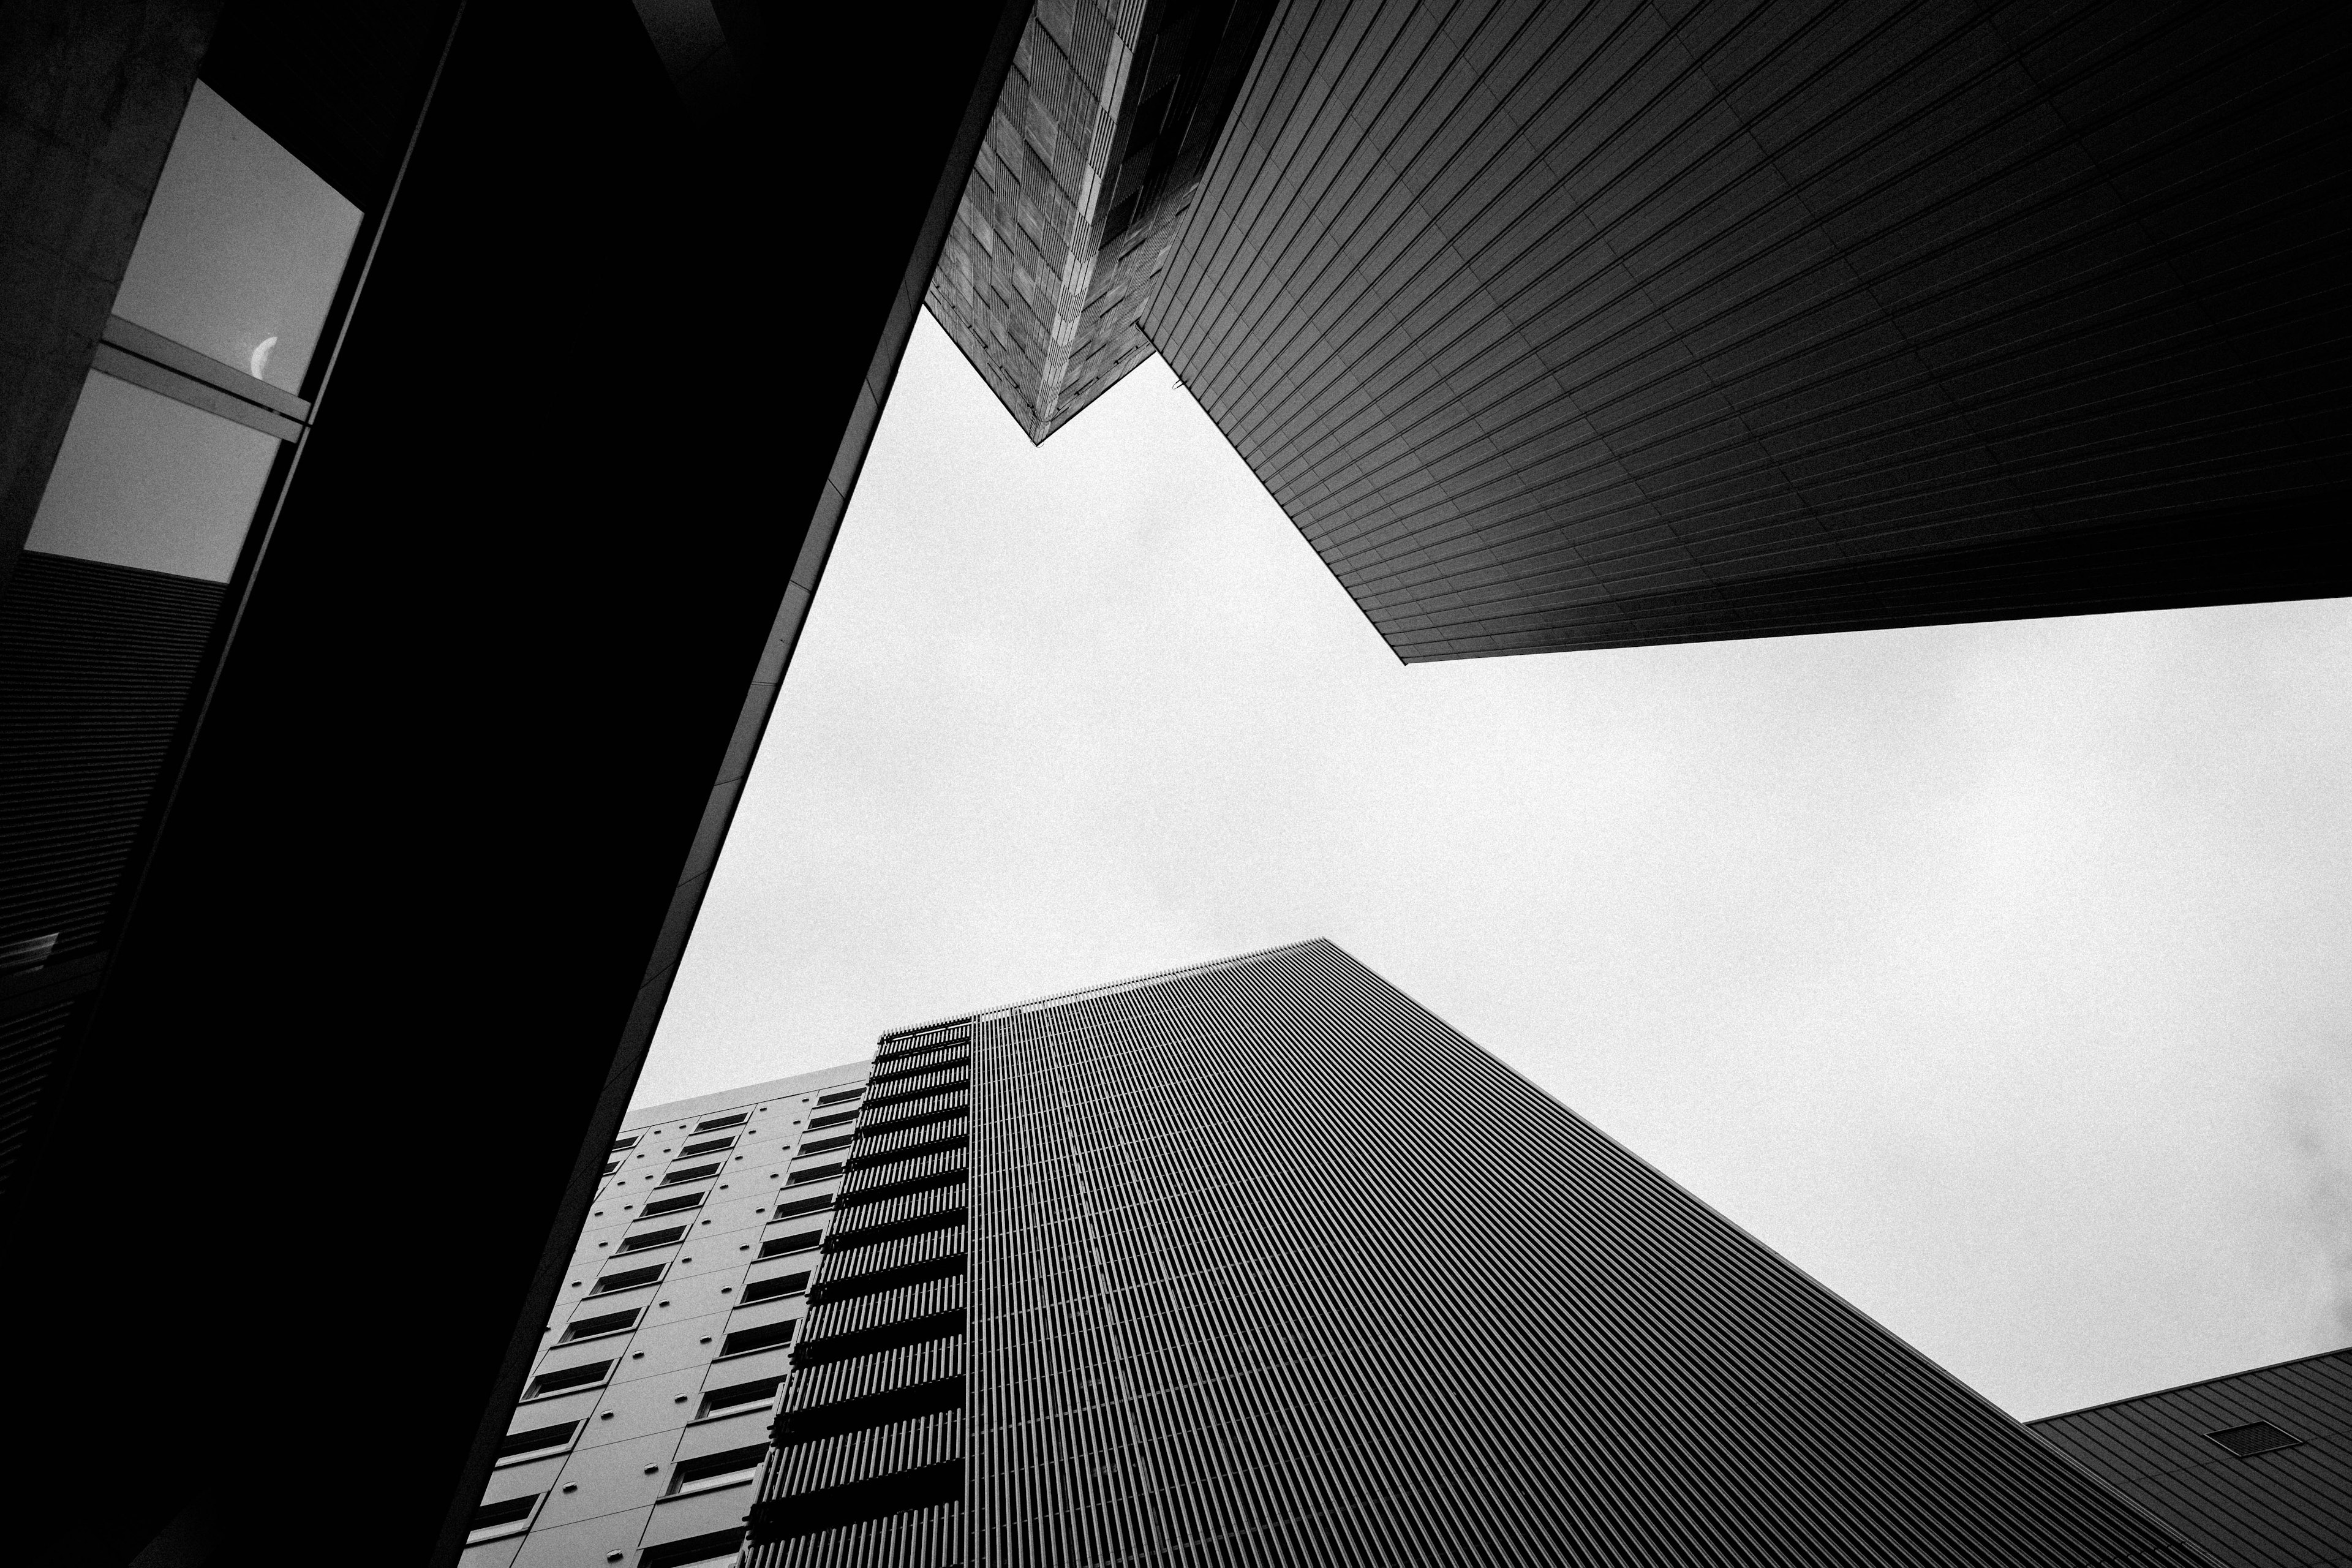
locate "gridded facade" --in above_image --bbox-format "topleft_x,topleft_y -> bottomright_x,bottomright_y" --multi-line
742,938 -> 2217,1566
2029,1347 -> 2352,1568
926,0 -> 1278,441
461,1063 -> 872,1568
1145,0 -> 2351,658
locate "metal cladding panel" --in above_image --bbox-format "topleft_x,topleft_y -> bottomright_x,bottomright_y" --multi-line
2028,1349 -> 2352,1568
1146,0 -> 2352,658
960,938 -> 2211,1565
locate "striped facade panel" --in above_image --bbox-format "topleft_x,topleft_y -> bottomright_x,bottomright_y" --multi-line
771,1411 -> 968,1494
829,1184 -> 970,1237
865,1068 -> 971,1107
2029,1349 -> 2352,1567
1146,0 -> 2351,659
962,938 -> 2209,1565
780,1338 -> 970,1412
0,551 -> 224,958
752,1046 -> 974,1565
762,1501 -> 962,1568
840,1150 -> 971,1205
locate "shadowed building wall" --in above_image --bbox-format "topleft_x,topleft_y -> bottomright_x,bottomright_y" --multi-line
1139,0 -> 2350,658
2030,1348 -> 2352,1568
743,939 -> 2216,1566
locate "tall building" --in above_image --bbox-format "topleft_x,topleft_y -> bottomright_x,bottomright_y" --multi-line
1,5 -> 1027,1564
941,0 -> 2351,657
924,0 -> 1277,440
463,1064 -> 875,1568
711,939 -> 2214,1566
2028,1346 -> 2352,1568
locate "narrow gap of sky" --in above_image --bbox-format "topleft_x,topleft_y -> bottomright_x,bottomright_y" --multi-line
644,309 -> 2352,1420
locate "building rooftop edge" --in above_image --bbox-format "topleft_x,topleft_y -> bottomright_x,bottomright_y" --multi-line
2025,1343 -> 2352,1426
624,1059 -> 872,1129
878,937 -> 1336,1042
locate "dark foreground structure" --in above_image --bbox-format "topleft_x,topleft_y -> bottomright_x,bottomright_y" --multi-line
2029,1346 -> 2352,1568
715,940 -> 2215,1567
2,3 -> 2344,1564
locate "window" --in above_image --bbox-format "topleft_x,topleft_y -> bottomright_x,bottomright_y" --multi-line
591,1264 -> 665,1294
679,1135 -> 737,1158
695,1112 -> 749,1133
560,1307 -> 639,1343
760,1230 -> 822,1259
525,1360 -> 613,1398
617,1225 -> 688,1254
668,1444 -> 767,1497
639,1527 -> 745,1567
611,1135 -> 640,1152
806,1109 -> 858,1130
640,1190 -> 704,1218
817,1087 -> 863,1105
774,1195 -> 832,1220
660,1161 -> 723,1186
785,1163 -> 843,1187
497,1421 -> 578,1463
467,1494 -> 538,1544
741,1272 -> 809,1305
719,1319 -> 796,1357
797,1134 -> 853,1157
601,1159 -> 620,1177
2207,1420 -> 2302,1457
698,1375 -> 785,1420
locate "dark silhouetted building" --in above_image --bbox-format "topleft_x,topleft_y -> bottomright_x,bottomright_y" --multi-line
2030,1346 -> 2352,1568
738,939 -> 2217,1566
0,4 -> 1025,1564
944,0 -> 2350,657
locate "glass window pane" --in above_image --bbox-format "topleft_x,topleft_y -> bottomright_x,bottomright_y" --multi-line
111,81 -> 362,394
25,370 -> 279,583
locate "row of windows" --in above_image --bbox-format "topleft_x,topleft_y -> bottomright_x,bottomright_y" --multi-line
608,1093 -> 862,1157
469,1443 -> 767,1544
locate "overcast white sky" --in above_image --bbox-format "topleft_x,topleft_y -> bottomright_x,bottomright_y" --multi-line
642,310 -> 2352,1422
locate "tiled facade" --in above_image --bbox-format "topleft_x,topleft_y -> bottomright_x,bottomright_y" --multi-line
925,0 -> 1278,442
735,938 -> 2215,1566
461,1063 -> 872,1568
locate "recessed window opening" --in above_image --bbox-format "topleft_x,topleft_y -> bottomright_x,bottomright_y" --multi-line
496,1420 -> 578,1463
617,1226 -> 688,1254
611,1136 -> 641,1152
741,1272 -> 810,1304
525,1360 -> 614,1398
698,1375 -> 786,1419
2206,1420 -> 2303,1457
680,1135 -> 737,1157
467,1494 -> 538,1544
668,1444 -> 767,1496
639,1526 -> 746,1567
660,1161 -> 723,1186
817,1087 -> 863,1104
641,1190 -> 705,1218
719,1319 -> 796,1357
695,1112 -> 749,1133
592,1264 -> 665,1294
760,1229 -> 823,1258
560,1307 -> 640,1343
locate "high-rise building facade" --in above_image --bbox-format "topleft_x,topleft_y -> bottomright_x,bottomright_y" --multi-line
462,1063 -> 875,1568
718,939 -> 2215,1566
939,0 -> 2350,655
2027,1346 -> 2352,1568
924,0 -> 1277,440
